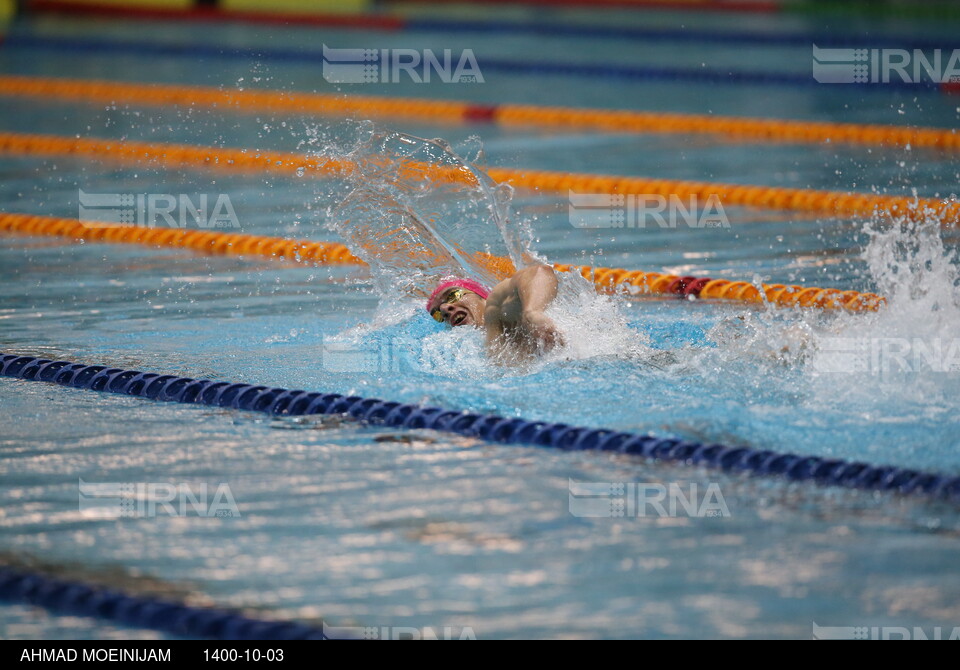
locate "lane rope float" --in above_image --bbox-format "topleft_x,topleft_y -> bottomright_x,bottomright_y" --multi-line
0,132 -> 956,226
2,353 -> 958,503
21,1 -> 960,53
2,74 -> 957,152
0,211 -> 886,312
0,567 -> 325,640
1,34 -> 950,93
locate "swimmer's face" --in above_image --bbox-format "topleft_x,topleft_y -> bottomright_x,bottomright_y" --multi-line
430,288 -> 485,328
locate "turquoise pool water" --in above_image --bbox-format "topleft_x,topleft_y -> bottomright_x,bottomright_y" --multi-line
1,7 -> 960,639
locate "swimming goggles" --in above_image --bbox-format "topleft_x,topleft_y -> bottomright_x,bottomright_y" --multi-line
430,288 -> 470,323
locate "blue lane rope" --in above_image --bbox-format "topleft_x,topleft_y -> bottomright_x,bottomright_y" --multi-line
406,18 -> 960,53
0,567 -> 324,639
2,352 -> 959,502
0,35 -> 939,92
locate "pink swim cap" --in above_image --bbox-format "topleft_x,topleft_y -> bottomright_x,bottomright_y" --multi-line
426,276 -> 491,313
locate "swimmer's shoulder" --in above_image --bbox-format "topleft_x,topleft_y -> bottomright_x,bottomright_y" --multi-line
487,265 -> 555,308
486,277 -> 514,306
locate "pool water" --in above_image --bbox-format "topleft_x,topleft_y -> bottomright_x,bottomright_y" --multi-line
1,7 -> 960,639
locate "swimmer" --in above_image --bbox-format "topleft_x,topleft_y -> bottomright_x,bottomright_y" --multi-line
426,265 -> 564,360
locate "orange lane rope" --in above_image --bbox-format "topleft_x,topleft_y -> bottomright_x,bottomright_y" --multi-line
0,212 -> 885,312
0,131 -> 957,226
482,167 -> 960,226
0,211 -> 361,265
0,131 -> 350,177
555,264 -> 885,312
1,74 -> 958,152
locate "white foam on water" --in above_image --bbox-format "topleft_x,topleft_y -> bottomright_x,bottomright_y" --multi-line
317,129 -> 656,374
543,272 -> 653,362
322,129 -> 530,298
802,215 -> 960,411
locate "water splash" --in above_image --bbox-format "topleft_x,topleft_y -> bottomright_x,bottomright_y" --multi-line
799,215 -> 960,411
544,272 -> 653,362
324,130 -> 536,298
316,128 -> 662,371
863,217 -> 960,318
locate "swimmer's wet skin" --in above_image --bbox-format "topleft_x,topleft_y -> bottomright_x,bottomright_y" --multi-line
426,265 -> 564,361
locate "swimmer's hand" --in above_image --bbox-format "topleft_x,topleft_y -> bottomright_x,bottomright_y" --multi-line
521,310 -> 564,352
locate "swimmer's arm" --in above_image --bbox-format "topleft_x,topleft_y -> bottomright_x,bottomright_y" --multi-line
484,293 -> 507,358
514,265 -> 558,315
515,265 -> 563,350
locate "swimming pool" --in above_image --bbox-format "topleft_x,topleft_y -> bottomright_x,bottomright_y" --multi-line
2,2 -> 960,639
